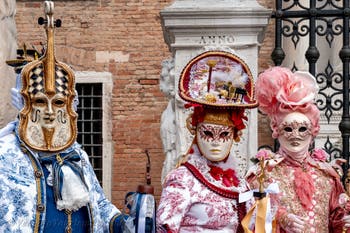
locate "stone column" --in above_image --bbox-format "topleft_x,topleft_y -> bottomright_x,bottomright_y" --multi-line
159,0 -> 271,181
0,0 -> 17,126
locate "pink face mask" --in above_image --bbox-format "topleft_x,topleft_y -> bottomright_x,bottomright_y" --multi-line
278,120 -> 312,140
277,112 -> 313,160
196,123 -> 234,162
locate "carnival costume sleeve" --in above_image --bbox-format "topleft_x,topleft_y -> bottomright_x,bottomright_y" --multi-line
78,147 -> 124,232
318,154 -> 350,233
329,172 -> 349,232
156,167 -> 191,233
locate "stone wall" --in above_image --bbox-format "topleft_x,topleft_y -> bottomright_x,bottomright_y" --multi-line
0,0 -> 17,126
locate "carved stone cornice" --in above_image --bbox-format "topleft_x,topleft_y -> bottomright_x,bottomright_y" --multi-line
160,0 -> 272,52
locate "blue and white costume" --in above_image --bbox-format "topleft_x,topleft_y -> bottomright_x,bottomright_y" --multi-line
0,121 -> 123,233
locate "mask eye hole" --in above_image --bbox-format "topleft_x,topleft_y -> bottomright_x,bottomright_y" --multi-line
220,131 -> 230,138
53,99 -> 65,107
203,130 -> 214,138
284,127 -> 293,132
299,126 -> 307,132
34,98 -> 46,106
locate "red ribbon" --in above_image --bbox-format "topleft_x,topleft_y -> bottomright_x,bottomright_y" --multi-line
209,165 -> 240,187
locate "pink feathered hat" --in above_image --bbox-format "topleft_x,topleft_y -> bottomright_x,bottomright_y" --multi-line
255,66 -> 320,138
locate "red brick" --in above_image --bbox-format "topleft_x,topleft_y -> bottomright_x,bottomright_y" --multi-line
138,79 -> 159,85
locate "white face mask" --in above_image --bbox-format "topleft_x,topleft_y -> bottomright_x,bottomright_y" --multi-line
31,92 -> 67,129
277,112 -> 312,159
25,92 -> 73,150
196,122 -> 234,162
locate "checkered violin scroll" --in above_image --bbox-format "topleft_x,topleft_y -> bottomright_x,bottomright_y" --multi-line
22,1 -> 73,97
18,1 -> 78,153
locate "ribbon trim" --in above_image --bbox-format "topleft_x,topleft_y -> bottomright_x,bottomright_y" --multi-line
239,183 -> 279,233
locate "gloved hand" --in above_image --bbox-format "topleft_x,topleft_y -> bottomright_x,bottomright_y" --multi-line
344,214 -> 350,228
330,158 -> 347,177
11,87 -> 23,110
280,213 -> 306,233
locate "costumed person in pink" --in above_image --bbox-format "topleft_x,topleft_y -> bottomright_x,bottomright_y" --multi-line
156,51 -> 258,233
246,66 -> 350,233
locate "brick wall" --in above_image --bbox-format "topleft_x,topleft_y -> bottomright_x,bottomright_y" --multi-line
257,0 -> 276,149
15,0 -> 276,209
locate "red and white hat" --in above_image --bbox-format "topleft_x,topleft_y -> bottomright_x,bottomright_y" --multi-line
179,50 -> 258,109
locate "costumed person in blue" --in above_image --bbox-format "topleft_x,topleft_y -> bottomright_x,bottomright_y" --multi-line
0,1 -> 123,232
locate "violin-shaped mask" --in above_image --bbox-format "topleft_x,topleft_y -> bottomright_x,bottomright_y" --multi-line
19,1 -> 77,152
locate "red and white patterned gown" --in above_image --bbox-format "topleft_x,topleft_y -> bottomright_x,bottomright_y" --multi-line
156,145 -> 250,233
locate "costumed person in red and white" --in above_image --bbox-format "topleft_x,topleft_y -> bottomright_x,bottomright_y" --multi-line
156,51 -> 259,233
246,66 -> 350,233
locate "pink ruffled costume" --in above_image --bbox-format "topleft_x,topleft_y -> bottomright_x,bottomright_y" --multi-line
247,149 -> 348,232
249,66 -> 350,232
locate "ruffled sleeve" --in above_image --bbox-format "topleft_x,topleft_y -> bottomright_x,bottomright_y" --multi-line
328,176 -> 349,232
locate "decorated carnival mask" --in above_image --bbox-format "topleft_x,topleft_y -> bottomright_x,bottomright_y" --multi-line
195,109 -> 235,162
277,112 -> 312,160
196,122 -> 234,162
18,1 -> 77,152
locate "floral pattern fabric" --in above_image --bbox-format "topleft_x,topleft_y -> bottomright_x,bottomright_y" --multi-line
157,145 -> 250,233
0,125 -> 120,233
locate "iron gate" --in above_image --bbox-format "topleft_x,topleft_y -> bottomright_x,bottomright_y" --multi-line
270,0 -> 350,175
